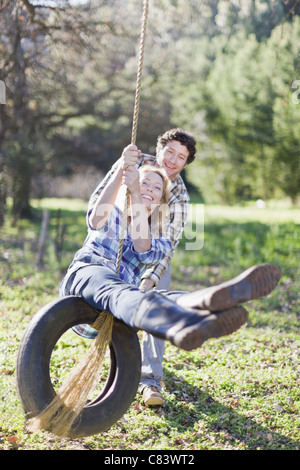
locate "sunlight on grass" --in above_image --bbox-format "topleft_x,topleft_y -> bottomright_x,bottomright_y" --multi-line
31,198 -> 89,212
0,198 -> 299,450
202,201 -> 300,224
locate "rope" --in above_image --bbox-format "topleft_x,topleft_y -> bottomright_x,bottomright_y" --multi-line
86,0 -> 150,387
93,0 -> 150,364
115,0 -> 150,276
34,1 -> 150,437
28,2 -> 151,437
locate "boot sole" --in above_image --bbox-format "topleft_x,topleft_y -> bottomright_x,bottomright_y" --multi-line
144,396 -> 164,406
178,264 -> 281,312
171,306 -> 248,351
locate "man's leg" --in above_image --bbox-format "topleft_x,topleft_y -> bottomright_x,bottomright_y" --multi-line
139,265 -> 171,405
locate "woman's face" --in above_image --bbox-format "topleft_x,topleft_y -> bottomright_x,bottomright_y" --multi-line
140,171 -> 164,212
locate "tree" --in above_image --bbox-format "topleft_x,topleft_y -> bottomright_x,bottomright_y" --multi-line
271,18 -> 300,203
170,8 -> 300,203
0,0 -> 142,223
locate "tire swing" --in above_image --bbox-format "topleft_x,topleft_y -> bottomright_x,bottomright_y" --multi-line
16,0 -> 150,439
16,297 -> 141,438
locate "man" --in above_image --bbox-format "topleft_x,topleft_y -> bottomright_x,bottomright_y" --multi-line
137,129 -> 196,406
88,129 -> 280,408
89,128 -> 194,289
88,128 -> 195,406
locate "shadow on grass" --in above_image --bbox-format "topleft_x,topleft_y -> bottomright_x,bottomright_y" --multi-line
162,368 -> 298,450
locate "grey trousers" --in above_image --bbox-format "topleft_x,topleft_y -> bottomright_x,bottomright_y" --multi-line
139,265 -> 171,391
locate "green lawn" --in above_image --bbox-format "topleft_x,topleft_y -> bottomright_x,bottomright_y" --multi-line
0,199 -> 299,450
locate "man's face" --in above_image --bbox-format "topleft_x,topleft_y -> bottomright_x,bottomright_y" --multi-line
157,140 -> 189,179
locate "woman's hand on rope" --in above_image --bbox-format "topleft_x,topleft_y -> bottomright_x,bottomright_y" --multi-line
121,144 -> 141,170
122,165 -> 140,195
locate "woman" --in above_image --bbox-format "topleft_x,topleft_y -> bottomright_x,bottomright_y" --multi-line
60,162 -> 173,337
60,155 -> 277,352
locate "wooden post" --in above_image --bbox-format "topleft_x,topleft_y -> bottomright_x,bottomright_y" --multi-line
37,209 -> 50,268
55,209 -> 66,262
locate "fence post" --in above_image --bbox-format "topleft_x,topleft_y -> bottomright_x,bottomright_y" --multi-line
37,209 -> 50,268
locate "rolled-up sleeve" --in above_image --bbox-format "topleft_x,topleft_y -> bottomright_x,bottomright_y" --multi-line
141,188 -> 189,286
123,237 -> 172,267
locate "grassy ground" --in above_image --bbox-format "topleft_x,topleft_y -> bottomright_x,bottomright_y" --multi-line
0,199 -> 299,450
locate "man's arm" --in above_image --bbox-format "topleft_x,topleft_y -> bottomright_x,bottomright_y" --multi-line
140,182 -> 189,289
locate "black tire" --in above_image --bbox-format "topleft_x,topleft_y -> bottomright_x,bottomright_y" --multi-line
16,296 -> 141,438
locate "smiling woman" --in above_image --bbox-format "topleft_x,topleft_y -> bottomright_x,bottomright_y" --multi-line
139,165 -> 170,211
140,171 -> 164,206
122,165 -> 170,253
52,145 -> 173,333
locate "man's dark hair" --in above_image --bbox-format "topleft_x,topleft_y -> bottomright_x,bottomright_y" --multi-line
156,128 -> 196,165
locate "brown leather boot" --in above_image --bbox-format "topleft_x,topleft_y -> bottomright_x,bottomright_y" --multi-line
133,292 -> 248,351
177,264 -> 281,312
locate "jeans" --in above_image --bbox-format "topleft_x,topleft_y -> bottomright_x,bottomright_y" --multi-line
61,264 -> 180,332
139,265 -> 171,392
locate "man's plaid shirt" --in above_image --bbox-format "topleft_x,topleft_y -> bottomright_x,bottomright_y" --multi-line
88,153 -> 190,287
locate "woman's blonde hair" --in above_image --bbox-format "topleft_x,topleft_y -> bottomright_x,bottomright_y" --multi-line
138,164 -> 170,206
139,165 -> 170,237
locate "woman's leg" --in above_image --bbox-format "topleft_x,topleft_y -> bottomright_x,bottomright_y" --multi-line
64,265 -> 249,351
176,264 -> 281,311
67,265 -> 145,328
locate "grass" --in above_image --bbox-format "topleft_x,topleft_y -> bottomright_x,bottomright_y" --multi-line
0,199 -> 299,450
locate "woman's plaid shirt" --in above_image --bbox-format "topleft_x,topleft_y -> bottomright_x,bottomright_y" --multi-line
88,154 -> 190,287
64,205 -> 172,288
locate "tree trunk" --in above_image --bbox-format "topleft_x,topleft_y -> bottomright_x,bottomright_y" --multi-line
0,155 -> 7,227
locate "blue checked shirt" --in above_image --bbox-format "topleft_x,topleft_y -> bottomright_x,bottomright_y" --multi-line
88,153 -> 190,286
61,203 -> 173,340
62,205 -> 172,288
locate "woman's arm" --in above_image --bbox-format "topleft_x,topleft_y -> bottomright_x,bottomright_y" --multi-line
123,165 -> 152,253
89,163 -> 123,229
89,145 -> 140,230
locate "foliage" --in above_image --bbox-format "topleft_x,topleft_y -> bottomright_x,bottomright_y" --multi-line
1,0 -> 300,225
173,15 -> 300,204
0,198 -> 299,450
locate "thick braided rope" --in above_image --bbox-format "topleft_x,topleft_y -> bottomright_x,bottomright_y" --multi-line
115,0 -> 149,276
92,0 -> 149,333
27,3 -> 150,437
91,0 -> 150,375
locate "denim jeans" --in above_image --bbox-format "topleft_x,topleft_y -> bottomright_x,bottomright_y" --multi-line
61,264 -> 180,332
139,265 -> 171,392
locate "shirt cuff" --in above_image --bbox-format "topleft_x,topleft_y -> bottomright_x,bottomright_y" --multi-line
141,271 -> 160,287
